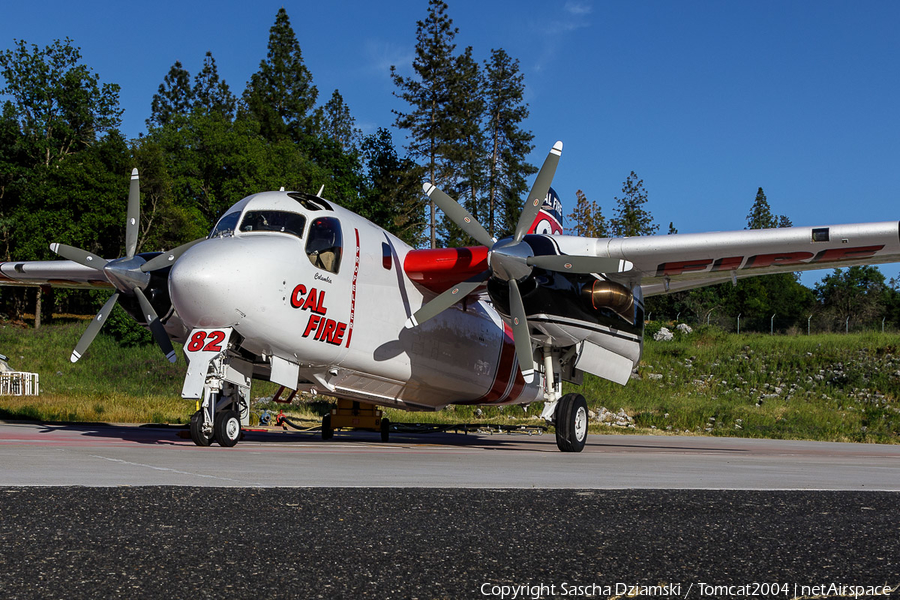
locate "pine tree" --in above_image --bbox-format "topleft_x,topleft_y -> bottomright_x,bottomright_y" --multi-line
241,8 -> 319,143
440,46 -> 487,247
483,48 -> 535,238
610,171 -> 658,237
192,52 -> 236,119
725,187 -> 814,330
148,61 -> 192,129
322,90 -> 361,153
390,0 -> 458,248
567,190 -> 608,237
746,187 -> 778,229
360,128 -> 425,247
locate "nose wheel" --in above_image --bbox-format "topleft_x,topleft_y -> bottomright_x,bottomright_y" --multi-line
189,410 -> 213,447
214,410 -> 241,447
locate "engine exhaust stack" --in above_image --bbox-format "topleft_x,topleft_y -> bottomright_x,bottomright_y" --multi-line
583,279 -> 635,324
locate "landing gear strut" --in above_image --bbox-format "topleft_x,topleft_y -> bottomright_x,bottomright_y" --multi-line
539,346 -> 588,452
181,327 -> 252,448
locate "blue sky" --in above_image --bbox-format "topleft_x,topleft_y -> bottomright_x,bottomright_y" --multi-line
2,1 -> 899,283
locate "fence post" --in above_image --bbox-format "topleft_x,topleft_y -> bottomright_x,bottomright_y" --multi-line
770,314 -> 776,335
846,316 -> 850,334
882,317 -> 886,333
808,314 -> 812,336
737,313 -> 741,335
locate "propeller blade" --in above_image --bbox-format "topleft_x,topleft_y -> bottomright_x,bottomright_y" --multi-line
507,279 -> 535,383
50,243 -> 108,271
423,183 -> 495,248
71,292 -> 120,363
134,287 -> 177,363
527,255 -> 628,274
514,141 -> 563,243
125,168 -> 140,259
405,270 -> 490,329
140,238 -> 205,272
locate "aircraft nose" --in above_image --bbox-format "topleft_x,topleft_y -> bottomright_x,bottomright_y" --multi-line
169,238 -> 242,328
169,237 -> 294,328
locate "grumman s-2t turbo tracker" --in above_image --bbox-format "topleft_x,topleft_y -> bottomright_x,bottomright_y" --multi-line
2,141 -> 899,451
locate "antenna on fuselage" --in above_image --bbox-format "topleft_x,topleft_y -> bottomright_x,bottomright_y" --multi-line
317,185 -> 325,197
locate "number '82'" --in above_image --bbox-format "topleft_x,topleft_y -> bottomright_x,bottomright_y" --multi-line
187,330 -> 226,353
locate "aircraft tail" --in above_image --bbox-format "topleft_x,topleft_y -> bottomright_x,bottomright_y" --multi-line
527,187 -> 564,235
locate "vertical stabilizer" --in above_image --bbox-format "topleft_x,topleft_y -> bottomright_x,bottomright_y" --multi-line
527,187 -> 564,235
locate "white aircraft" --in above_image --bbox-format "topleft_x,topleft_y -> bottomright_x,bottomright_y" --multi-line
2,142 -> 899,451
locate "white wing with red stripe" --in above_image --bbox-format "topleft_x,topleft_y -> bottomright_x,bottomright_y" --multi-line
557,221 -> 900,295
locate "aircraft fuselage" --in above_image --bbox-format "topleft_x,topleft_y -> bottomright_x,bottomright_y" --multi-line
168,191 -> 542,411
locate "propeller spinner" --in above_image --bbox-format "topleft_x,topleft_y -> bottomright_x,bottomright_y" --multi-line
50,169 -> 200,363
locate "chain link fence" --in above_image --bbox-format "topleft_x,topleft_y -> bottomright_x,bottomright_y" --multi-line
647,312 -> 898,335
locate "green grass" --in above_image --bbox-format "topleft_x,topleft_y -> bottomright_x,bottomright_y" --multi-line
0,321 -> 898,443
0,320 -> 193,423
575,325 -> 900,443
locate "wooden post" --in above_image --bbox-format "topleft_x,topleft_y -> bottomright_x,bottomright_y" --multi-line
34,288 -> 41,330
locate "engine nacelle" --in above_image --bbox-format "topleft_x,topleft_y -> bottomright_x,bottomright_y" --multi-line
116,253 -> 190,344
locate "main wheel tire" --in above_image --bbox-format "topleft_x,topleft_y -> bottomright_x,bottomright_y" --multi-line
189,410 -> 212,447
321,413 -> 334,440
214,410 -> 241,448
555,393 -> 588,452
380,417 -> 391,443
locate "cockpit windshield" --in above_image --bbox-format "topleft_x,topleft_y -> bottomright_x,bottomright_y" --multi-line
239,210 -> 307,238
209,211 -> 241,239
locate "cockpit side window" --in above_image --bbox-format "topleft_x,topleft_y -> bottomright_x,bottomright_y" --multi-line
306,217 -> 343,274
239,210 -> 306,238
209,211 -> 241,238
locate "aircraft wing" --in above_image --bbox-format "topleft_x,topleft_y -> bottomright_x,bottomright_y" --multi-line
0,260 -> 113,289
584,221 -> 900,296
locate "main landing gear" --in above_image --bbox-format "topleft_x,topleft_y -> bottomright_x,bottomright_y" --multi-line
538,347 -> 589,452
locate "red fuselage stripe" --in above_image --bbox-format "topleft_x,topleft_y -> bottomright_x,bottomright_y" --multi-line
472,323 -> 527,404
